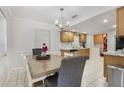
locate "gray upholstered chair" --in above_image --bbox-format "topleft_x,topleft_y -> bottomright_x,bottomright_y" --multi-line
45,56 -> 87,87
32,48 -> 42,55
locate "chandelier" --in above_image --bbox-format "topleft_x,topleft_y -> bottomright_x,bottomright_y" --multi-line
55,8 -> 70,30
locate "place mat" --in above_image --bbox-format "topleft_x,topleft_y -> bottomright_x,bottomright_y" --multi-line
36,55 -> 50,60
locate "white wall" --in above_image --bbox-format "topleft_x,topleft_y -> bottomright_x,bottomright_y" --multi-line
7,17 -> 60,54
7,17 -> 85,55
0,13 -> 7,57
86,34 -> 94,48
0,6 -> 62,56
0,6 -> 11,57
86,30 -> 116,52
107,30 -> 116,51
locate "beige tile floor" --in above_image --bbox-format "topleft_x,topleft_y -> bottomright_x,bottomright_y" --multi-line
81,48 -> 108,87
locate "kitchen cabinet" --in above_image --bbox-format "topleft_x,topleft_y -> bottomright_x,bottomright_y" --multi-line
77,48 -> 90,58
60,31 -> 69,42
116,7 -> 124,36
104,54 -> 124,81
68,32 -> 74,42
94,34 -> 103,44
79,33 -> 86,43
60,31 -> 74,42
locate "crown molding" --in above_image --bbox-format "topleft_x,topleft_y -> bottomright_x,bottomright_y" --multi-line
0,6 -> 14,19
2,6 -> 57,29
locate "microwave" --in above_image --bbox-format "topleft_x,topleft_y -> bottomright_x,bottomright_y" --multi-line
116,36 -> 124,50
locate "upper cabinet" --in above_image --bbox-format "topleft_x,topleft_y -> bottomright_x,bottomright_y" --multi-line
60,31 -> 74,42
79,33 -> 87,43
94,34 -> 103,44
68,32 -> 74,42
116,7 -> 124,36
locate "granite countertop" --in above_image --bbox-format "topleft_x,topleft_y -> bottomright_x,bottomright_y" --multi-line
103,51 -> 124,57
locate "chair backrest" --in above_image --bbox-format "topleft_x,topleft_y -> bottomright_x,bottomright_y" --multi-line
57,56 -> 87,87
32,48 -> 42,55
0,54 -> 32,87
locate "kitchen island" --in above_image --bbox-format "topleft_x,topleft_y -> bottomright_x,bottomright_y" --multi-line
104,52 -> 124,81
60,48 -> 90,58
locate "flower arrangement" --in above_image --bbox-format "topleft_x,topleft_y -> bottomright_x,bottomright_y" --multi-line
41,43 -> 48,53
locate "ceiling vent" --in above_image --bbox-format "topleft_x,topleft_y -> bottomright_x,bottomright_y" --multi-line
72,14 -> 78,19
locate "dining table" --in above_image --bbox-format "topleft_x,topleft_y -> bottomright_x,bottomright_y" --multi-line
26,55 -> 63,84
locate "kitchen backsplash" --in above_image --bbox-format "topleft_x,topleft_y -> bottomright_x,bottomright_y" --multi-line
60,35 -> 82,49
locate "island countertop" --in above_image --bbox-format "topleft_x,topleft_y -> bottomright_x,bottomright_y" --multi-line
60,48 -> 90,58
104,52 -> 124,81
60,48 -> 89,51
103,51 -> 124,57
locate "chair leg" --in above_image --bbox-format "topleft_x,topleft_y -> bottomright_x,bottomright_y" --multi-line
42,79 -> 47,87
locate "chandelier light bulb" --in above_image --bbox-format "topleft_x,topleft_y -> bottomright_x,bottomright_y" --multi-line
55,20 -> 58,25
59,24 -> 62,28
55,8 -> 71,30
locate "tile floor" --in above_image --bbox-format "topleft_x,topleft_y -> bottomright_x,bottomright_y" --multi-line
81,48 -> 108,87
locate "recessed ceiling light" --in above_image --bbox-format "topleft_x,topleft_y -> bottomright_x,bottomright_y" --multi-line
103,19 -> 108,23
113,25 -> 116,28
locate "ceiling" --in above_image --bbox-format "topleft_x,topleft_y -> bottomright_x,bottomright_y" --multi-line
9,6 -> 118,33
72,10 -> 116,34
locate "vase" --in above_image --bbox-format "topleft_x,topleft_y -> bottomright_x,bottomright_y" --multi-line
41,52 -> 46,56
